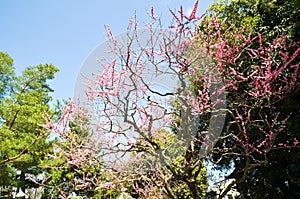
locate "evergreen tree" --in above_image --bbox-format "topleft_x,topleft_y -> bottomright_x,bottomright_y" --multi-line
0,52 -> 59,195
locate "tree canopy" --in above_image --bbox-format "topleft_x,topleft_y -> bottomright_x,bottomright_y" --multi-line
196,0 -> 300,198
1,1 -> 299,198
0,52 -> 59,195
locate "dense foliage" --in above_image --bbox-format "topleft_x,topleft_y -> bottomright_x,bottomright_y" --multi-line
196,0 -> 300,198
0,52 -> 59,196
1,1 -> 299,199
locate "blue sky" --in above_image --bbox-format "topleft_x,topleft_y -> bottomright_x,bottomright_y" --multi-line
0,0 -> 214,101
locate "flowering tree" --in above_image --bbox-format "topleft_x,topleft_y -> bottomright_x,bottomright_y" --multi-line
199,17 -> 299,197
42,0 -> 299,198
199,0 -> 300,197
43,2 -> 215,198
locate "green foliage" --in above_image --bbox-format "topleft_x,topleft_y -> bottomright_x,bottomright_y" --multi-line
207,0 -> 300,41
167,160 -> 208,199
0,52 -> 59,192
129,129 -> 208,198
0,52 -> 14,101
197,0 -> 300,198
40,107 -> 115,198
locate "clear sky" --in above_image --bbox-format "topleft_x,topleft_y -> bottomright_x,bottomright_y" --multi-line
0,0 -> 214,102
